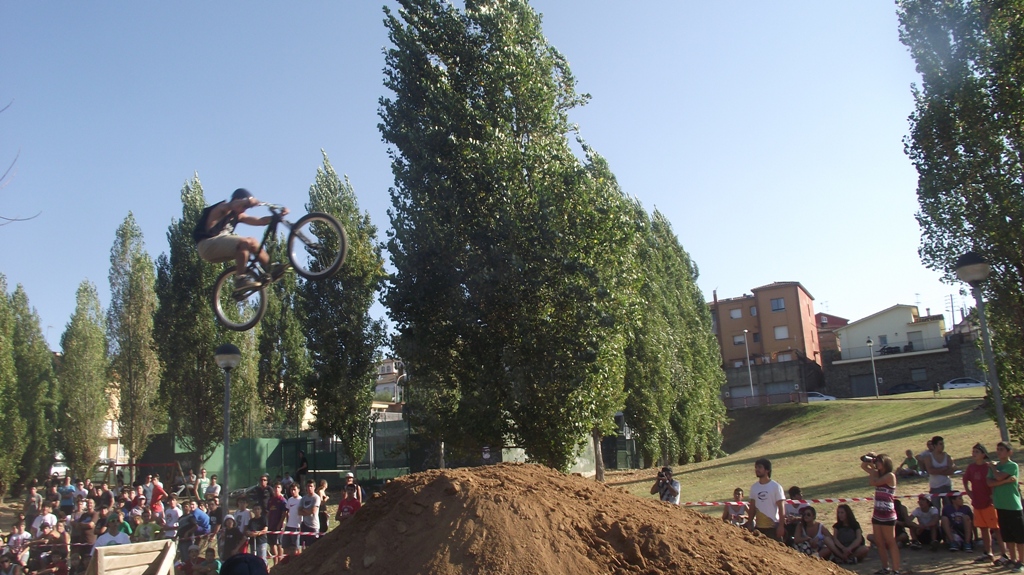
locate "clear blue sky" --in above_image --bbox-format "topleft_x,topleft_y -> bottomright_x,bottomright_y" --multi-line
1,1 -> 966,350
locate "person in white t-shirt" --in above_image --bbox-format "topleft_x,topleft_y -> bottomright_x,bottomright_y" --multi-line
91,521 -> 131,555
748,457 -> 786,541
31,504 -> 57,538
298,480 -> 321,547
283,483 -> 302,549
163,495 -> 181,540
233,497 -> 251,533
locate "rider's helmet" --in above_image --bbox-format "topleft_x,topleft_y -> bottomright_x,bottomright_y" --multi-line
231,188 -> 253,201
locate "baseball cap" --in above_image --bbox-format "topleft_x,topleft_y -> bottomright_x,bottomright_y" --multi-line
345,472 -> 354,478
974,443 -> 990,459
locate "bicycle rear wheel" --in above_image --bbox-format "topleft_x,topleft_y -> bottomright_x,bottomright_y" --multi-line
287,212 -> 347,280
212,267 -> 267,331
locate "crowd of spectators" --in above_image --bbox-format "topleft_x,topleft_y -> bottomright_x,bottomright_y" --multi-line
0,467 -> 368,575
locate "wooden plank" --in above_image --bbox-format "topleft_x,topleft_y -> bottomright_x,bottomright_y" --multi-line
144,541 -> 177,575
101,553 -> 162,571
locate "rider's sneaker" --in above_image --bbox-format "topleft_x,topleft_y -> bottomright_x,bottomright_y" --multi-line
234,274 -> 260,291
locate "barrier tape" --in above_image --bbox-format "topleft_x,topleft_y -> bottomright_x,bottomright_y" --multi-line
685,491 -> 968,508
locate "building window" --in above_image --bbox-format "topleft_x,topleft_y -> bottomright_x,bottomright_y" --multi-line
911,368 -> 927,382
771,298 -> 785,311
734,361 -> 744,368
729,308 -> 742,319
777,353 -> 793,362
752,332 -> 760,343
750,306 -> 757,317
878,335 -> 888,346
774,325 -> 789,340
733,335 -> 745,345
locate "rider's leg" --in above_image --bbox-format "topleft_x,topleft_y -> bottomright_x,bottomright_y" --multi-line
235,238 -> 259,277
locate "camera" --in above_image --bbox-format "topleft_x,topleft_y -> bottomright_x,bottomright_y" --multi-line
860,454 -> 875,463
657,472 -> 665,479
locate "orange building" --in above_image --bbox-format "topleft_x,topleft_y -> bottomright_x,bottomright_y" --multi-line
709,282 -> 821,368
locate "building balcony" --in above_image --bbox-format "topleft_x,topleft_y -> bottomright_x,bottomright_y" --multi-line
839,336 -> 947,360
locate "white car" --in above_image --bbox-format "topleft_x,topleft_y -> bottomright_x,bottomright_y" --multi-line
807,392 -> 837,402
942,377 -> 985,390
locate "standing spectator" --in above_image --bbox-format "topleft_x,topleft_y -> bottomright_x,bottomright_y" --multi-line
315,481 -> 329,534
0,553 -> 21,575
194,470 -> 209,501
265,483 -> 287,563
91,521 -> 130,555
334,485 -> 361,522
163,496 -> 181,542
151,475 -> 167,518
206,498 -> 223,540
97,484 -> 114,511
909,495 -> 941,550
233,498 -> 251,534
245,505 -> 268,563
44,486 -> 60,511
283,484 -> 302,551
185,470 -> 198,499
23,488 -> 42,532
31,504 -> 57,538
964,442 -> 1001,563
252,474 -> 271,513
280,473 -> 294,492
298,481 -> 320,547
57,478 -> 75,517
132,510 -> 161,543
7,523 -> 31,567
988,441 -> 1024,570
863,453 -> 900,572
648,467 -> 680,505
142,475 -> 155,501
343,473 -> 365,504
204,476 -> 221,502
721,488 -> 748,527
74,481 -> 88,502
941,491 -> 975,551
295,452 -> 309,485
923,436 -> 956,513
826,504 -> 870,563
220,517 -> 245,559
748,458 -> 785,541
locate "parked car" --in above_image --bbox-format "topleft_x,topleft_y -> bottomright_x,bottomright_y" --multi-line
941,377 -> 985,390
886,383 -> 927,395
807,392 -> 837,402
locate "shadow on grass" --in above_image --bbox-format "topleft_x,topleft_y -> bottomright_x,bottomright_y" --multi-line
693,400 -> 985,478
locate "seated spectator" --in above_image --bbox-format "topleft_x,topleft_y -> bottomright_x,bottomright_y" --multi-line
941,491 -> 974,551
909,495 -> 941,550
898,449 -> 923,478
871,497 -> 912,549
793,506 -> 832,559
825,504 -> 869,564
721,488 -> 748,527
175,545 -> 204,575
0,553 -> 21,575
783,486 -> 808,545
196,548 -> 220,575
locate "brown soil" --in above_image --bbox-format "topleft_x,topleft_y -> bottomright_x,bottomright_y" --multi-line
273,463 -> 853,575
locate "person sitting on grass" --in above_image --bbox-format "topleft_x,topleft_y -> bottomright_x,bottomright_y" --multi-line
898,449 -> 923,478
721,488 -> 748,527
793,506 -> 832,560
941,491 -> 974,551
825,504 -> 869,564
909,495 -> 941,550
783,486 -> 809,546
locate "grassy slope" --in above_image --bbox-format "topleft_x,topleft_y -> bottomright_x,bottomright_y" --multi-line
619,388 -> 997,522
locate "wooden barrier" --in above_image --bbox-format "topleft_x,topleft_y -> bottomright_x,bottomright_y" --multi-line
86,540 -> 177,575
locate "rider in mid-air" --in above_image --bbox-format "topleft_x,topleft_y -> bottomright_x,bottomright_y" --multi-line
192,188 -> 288,289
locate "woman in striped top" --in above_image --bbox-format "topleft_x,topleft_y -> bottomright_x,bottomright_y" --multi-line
863,453 -> 901,575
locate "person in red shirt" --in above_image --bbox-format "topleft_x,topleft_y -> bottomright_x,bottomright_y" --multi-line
150,476 -> 167,518
335,485 -> 361,522
963,443 -> 1002,562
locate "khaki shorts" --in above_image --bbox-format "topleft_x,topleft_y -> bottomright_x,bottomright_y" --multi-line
197,235 -> 243,264
975,505 -> 999,529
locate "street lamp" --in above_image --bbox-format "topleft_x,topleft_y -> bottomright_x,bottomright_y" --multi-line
215,343 -> 241,504
743,329 -> 754,403
867,338 -> 879,398
956,252 -> 1010,442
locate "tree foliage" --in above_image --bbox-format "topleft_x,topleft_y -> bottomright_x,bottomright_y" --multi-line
899,0 -> 1024,438
109,212 -> 163,468
57,281 -> 108,480
381,0 -> 657,471
9,284 -> 59,488
0,275 -> 27,496
154,177 -> 236,467
300,152 -> 387,467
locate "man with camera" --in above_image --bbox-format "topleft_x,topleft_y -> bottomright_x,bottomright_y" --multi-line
649,467 -> 680,505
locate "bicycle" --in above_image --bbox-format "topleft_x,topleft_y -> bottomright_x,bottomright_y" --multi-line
212,204 -> 347,331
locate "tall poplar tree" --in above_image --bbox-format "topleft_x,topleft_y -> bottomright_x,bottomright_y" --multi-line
109,213 -> 162,472
58,281 -> 108,480
899,0 -> 1024,437
9,285 -> 59,488
257,246 -> 310,428
154,176 -> 232,467
381,0 -> 638,470
299,153 -> 386,467
0,275 -> 27,498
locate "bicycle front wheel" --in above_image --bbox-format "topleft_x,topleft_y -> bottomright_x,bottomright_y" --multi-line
287,212 -> 347,280
212,267 -> 267,331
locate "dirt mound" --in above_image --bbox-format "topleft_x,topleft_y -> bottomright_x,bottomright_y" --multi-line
274,463 -> 852,575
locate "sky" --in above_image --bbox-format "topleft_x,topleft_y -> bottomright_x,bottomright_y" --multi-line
1,1 -> 970,351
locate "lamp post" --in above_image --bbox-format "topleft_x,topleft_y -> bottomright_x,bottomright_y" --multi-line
867,338 -> 879,398
743,329 -> 754,404
215,343 -> 241,505
956,252 -> 1010,442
